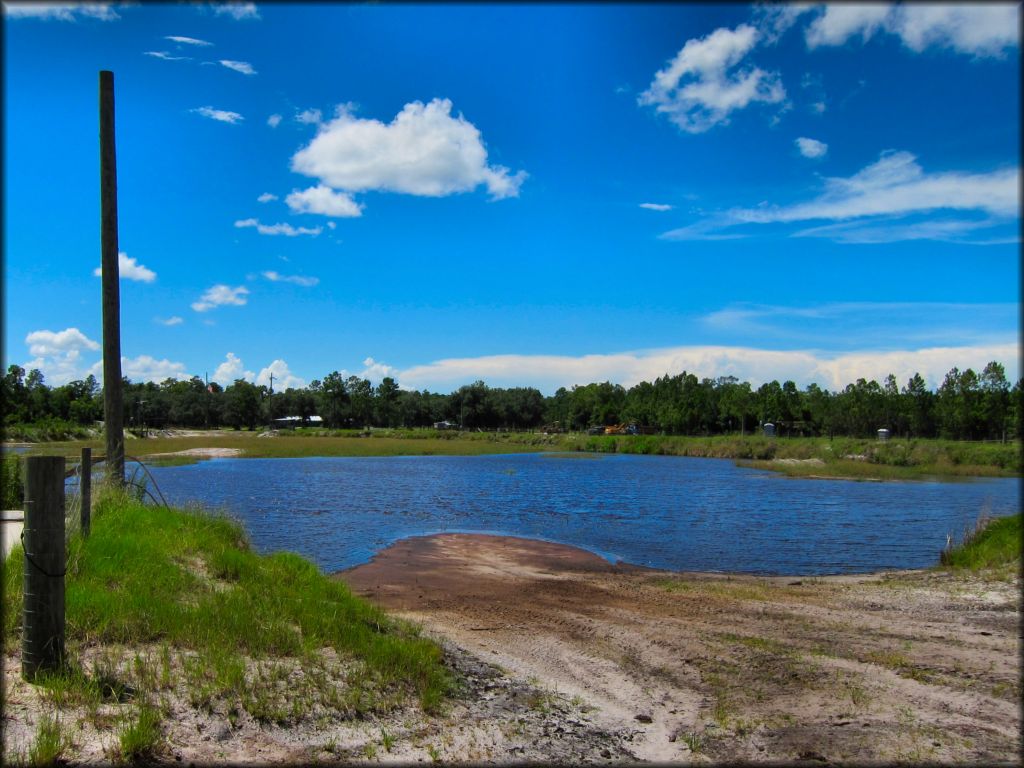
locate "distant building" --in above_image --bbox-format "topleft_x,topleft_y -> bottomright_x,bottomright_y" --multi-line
433,420 -> 459,430
272,415 -> 323,429
877,428 -> 891,441
762,422 -> 776,437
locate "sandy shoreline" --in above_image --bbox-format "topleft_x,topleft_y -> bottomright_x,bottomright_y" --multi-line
338,532 -> 1021,763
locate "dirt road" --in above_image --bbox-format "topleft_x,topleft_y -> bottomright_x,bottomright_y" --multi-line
340,533 -> 1021,764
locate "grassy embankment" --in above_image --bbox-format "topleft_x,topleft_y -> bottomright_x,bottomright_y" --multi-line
7,428 -> 1020,479
940,511 -> 1022,579
2,489 -> 451,763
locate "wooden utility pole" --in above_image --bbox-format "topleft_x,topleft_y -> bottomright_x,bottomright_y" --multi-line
22,456 -> 66,679
100,70 -> 124,486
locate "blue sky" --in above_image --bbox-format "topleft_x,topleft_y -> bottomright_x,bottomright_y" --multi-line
3,2 -> 1020,394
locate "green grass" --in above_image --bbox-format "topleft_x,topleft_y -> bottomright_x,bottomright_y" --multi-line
2,488 -> 452,719
26,713 -> 71,767
940,513 -> 1022,570
2,451 -> 21,508
116,702 -> 163,763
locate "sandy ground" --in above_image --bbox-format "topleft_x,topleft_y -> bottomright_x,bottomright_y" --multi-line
3,532 -> 1019,764
146,447 -> 243,458
339,534 -> 1022,764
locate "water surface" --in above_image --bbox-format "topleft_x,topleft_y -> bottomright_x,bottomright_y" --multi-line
140,453 -> 1019,576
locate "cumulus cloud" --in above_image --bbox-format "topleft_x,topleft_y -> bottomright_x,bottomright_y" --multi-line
805,3 -> 1019,57
121,355 -> 190,383
638,24 -> 786,133
295,108 -> 322,125
795,136 -> 828,158
212,352 -> 255,386
640,203 -> 674,211
165,35 -> 211,46
234,218 -> 322,236
290,98 -> 527,200
219,59 -> 256,75
192,106 -> 243,124
209,2 -> 259,21
261,271 -> 319,287
3,3 -> 119,21
191,284 -> 249,312
257,192 -> 277,203
285,185 -> 363,218
395,342 -> 1019,395
256,359 -> 305,390
21,328 -> 100,385
93,252 -> 157,282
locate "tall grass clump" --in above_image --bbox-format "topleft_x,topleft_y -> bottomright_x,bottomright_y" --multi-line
2,452 -> 22,508
940,513 -> 1022,570
2,487 -> 451,716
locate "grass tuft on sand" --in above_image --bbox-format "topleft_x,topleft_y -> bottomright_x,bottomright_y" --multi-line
2,488 -> 452,723
940,512 -> 1022,571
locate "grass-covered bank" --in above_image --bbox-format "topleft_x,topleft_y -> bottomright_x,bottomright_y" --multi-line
2,490 -> 451,763
940,512 -> 1022,577
6,429 -> 1020,479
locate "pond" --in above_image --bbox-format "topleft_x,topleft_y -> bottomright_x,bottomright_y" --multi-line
137,453 -> 1019,576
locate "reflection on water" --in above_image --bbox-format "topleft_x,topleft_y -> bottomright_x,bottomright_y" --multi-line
142,453 -> 1020,576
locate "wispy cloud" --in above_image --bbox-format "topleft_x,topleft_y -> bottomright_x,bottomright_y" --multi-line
191,284 -> 249,312
662,150 -> 1019,244
3,3 -> 119,21
209,2 -> 259,21
191,106 -> 243,124
257,192 -> 277,203
165,35 -> 212,46
261,270 -> 319,287
640,203 -> 673,212
156,316 -> 184,326
219,59 -> 256,75
234,218 -> 322,237
144,51 -> 191,61
267,113 -> 282,128
638,24 -> 785,133
93,252 -> 157,282
295,108 -> 322,125
795,136 -> 827,158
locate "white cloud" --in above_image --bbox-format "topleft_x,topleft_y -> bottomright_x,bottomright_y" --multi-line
257,192 -> 277,203
121,355 -> 190,383
234,218 -> 322,236
191,284 -> 249,312
795,136 -> 828,158
93,252 -> 157,282
209,2 -> 259,21
261,270 -> 319,287
731,151 -> 1019,223
295,108 -> 322,125
256,359 -> 305,390
360,357 -> 398,383
638,24 -> 786,133
144,51 -> 190,61
291,98 -> 527,200
753,2 -> 818,44
811,101 -> 826,114
806,3 -> 1019,57
792,216 -> 1018,246
157,316 -> 184,326
395,342 -> 1019,395
21,328 -> 100,385
267,113 -> 282,128
165,35 -> 212,46
640,203 -> 674,211
285,185 -> 363,218
192,106 -> 243,124
3,3 -> 119,21
219,59 -> 256,75
212,352 -> 255,385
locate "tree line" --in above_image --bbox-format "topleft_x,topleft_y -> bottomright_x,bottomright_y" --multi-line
2,361 -> 1020,442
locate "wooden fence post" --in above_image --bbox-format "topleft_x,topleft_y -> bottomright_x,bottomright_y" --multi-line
100,69 -> 124,487
22,456 -> 66,680
80,447 -> 91,537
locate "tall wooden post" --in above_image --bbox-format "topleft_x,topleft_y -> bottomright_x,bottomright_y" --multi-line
100,70 -> 124,486
22,456 -> 66,680
80,447 -> 91,537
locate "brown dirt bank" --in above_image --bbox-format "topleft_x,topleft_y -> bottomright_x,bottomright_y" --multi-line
338,534 -> 1021,764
